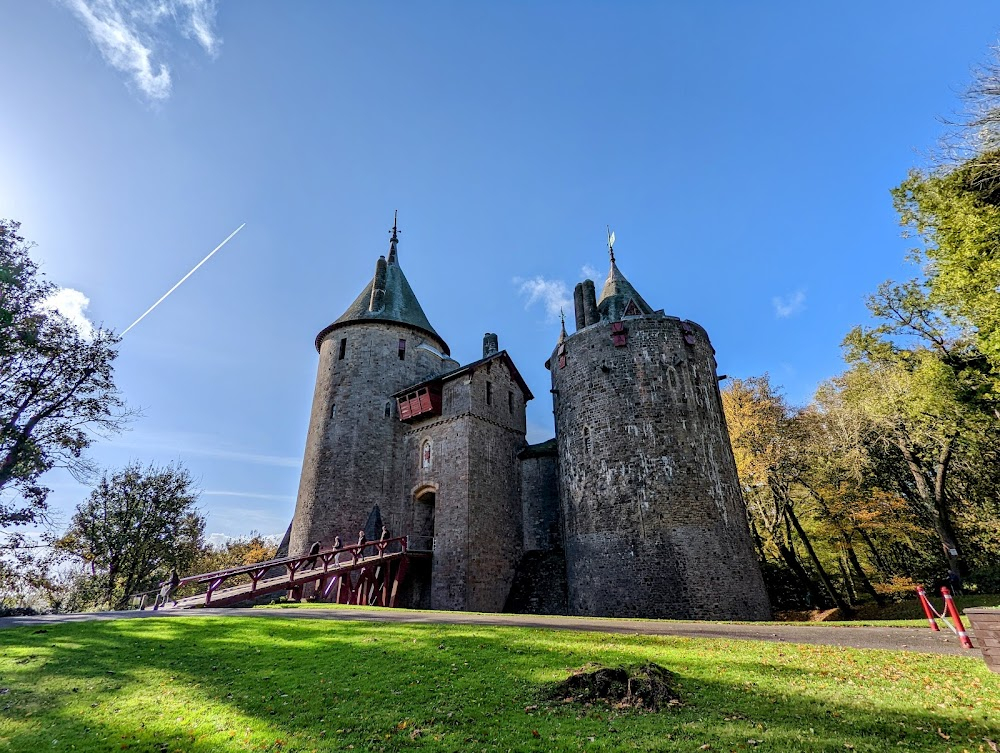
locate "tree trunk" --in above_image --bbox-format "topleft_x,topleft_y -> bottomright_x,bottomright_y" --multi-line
748,518 -> 767,563
787,506 -> 852,614
777,541 -> 828,609
798,482 -> 886,606
857,527 -> 891,576
844,537 -> 885,606
897,438 -> 963,577
838,553 -> 857,605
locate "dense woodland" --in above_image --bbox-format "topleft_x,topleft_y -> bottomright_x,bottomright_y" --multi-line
4,51 -> 1000,614
721,53 -> 1000,610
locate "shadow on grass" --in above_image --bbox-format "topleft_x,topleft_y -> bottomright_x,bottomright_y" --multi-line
0,617 -> 998,752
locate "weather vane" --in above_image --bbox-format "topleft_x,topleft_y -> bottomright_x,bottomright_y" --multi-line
607,226 -> 616,263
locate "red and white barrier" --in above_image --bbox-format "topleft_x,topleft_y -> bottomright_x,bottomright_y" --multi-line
916,586 -> 940,631
916,586 -> 975,649
940,587 -> 975,649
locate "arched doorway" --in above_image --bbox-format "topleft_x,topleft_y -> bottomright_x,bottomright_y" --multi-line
412,486 -> 436,552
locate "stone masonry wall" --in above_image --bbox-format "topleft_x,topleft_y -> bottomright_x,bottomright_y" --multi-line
465,359 -> 527,611
403,404 -> 470,612
550,314 -> 771,620
290,321 -> 451,557
399,355 -> 528,611
519,450 -> 561,552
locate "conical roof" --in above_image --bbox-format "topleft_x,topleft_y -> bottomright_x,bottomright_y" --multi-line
598,260 -> 655,321
314,222 -> 449,354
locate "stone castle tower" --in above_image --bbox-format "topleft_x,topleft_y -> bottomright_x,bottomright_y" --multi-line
288,218 -> 770,620
548,244 -> 771,620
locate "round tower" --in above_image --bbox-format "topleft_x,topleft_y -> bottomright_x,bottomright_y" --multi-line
290,217 -> 454,556
549,245 -> 770,620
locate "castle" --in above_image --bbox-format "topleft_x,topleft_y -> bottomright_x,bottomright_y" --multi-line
287,218 -> 771,620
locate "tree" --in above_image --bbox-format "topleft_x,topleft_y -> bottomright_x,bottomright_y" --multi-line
57,462 -> 204,610
842,274 -> 995,580
832,353 -> 988,580
892,169 -> 1000,377
0,219 -> 127,536
190,532 -> 278,576
722,375 -> 851,612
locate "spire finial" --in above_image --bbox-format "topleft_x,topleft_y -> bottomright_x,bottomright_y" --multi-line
607,225 -> 616,264
559,308 -> 567,342
388,210 -> 399,264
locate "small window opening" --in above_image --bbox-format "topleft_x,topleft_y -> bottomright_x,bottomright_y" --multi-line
583,427 -> 592,454
508,391 -> 514,412
338,337 -> 347,360
398,339 -> 406,360
486,381 -> 493,406
330,404 -> 337,419
421,440 -> 432,468
384,402 -> 391,418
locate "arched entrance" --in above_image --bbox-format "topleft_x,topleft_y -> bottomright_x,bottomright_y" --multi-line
412,485 -> 436,552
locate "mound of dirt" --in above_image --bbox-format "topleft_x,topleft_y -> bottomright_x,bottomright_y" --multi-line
548,663 -> 680,711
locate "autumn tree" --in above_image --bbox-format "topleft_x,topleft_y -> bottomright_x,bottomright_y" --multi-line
57,462 -> 204,610
190,532 -> 279,576
722,376 -> 850,611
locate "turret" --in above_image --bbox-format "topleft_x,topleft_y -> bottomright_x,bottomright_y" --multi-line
548,234 -> 770,620
290,215 -> 452,558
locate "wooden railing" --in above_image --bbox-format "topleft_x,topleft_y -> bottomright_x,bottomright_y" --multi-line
130,536 -> 410,609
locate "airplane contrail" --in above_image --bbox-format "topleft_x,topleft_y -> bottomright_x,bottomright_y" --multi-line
121,223 -> 246,336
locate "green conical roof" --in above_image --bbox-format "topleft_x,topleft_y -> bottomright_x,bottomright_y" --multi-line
314,227 -> 449,354
598,260 -> 655,320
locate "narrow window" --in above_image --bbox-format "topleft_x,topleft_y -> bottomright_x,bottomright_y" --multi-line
338,337 -> 347,360
486,381 -> 493,406
384,402 -> 391,418
508,391 -> 514,412
330,404 -> 337,419
583,427 -> 592,454
421,440 -> 432,468
398,339 -> 406,360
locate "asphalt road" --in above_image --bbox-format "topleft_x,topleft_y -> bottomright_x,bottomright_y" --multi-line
0,606 -> 981,657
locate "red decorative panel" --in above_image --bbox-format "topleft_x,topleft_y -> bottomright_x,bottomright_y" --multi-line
396,386 -> 442,422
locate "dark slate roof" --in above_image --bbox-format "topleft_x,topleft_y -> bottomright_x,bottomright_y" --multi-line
314,254 -> 449,354
597,260 -> 655,319
392,350 -> 534,402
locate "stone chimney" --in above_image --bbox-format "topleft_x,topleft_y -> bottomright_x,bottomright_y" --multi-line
368,256 -> 388,312
483,332 -> 499,358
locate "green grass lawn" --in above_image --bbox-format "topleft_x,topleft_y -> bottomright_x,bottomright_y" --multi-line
1,617 -> 997,752
259,593 -> 1000,630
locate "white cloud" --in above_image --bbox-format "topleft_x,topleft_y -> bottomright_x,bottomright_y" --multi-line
514,276 -> 572,322
63,0 -> 221,100
39,287 -> 96,340
581,264 -> 601,281
772,290 -> 806,319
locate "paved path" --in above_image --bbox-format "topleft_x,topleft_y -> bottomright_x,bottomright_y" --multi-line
0,607 -> 980,657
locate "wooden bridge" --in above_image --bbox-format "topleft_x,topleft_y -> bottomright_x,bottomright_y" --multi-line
138,536 -> 412,610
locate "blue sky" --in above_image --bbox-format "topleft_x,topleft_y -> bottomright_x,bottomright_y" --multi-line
2,1 -> 998,539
